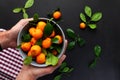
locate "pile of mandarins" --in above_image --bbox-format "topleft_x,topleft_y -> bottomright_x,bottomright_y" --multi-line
21,20 -> 63,64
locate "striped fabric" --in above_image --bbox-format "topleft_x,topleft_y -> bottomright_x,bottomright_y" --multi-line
0,48 -> 23,80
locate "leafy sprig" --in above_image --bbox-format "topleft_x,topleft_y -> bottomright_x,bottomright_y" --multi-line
89,45 -> 102,68
13,0 -> 34,18
54,62 -> 74,80
80,6 -> 102,29
66,28 -> 85,49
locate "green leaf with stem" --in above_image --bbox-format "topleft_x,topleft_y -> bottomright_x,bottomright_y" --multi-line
94,45 -> 102,57
24,56 -> 32,65
13,8 -> 22,13
85,6 -> 92,17
22,8 -> 28,18
91,12 -> 102,21
88,24 -> 97,29
24,0 -> 34,8
89,57 -> 98,68
67,41 -> 76,50
80,13 -> 86,22
66,28 -> 76,39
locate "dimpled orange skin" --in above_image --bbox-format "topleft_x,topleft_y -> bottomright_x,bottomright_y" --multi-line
42,38 -> 52,49
36,21 -> 46,31
21,42 -> 31,52
53,11 -> 62,19
30,45 -> 41,57
36,53 -> 46,64
55,35 -> 63,44
32,29 -> 43,40
29,27 -> 36,36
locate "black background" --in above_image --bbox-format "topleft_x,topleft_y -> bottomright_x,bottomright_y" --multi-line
0,0 -> 120,80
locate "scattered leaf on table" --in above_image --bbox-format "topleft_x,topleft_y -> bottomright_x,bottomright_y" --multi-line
24,0 -> 34,8
77,37 -> 86,47
91,12 -> 102,21
54,74 -> 62,80
66,28 -> 76,39
67,41 -> 76,50
88,24 -> 97,29
80,13 -> 86,22
13,8 -> 22,13
85,6 -> 92,17
94,45 -> 102,57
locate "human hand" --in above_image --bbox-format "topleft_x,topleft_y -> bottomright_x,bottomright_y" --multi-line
0,18 -> 32,49
16,40 -> 68,80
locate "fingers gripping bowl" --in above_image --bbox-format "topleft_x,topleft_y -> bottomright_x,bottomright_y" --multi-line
17,18 -> 66,67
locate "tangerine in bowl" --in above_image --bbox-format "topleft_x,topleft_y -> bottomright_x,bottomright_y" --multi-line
17,18 -> 66,67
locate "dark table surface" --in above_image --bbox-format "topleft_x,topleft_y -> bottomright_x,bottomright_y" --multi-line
1,0 -> 120,80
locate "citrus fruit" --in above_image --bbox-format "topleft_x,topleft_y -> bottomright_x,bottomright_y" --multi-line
36,21 -> 46,31
53,11 -> 62,19
32,29 -> 43,40
30,45 -> 41,57
55,35 -> 63,44
36,53 -> 46,64
49,30 -> 55,37
21,42 -> 31,52
79,22 -> 86,29
30,37 -> 37,46
42,38 -> 52,49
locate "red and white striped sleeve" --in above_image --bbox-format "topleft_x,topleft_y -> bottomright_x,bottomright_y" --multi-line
0,48 -> 23,80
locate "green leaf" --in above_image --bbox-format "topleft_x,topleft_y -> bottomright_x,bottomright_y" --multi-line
80,13 -> 86,22
56,46 -> 61,54
22,8 -> 28,18
85,6 -> 92,17
52,38 -> 59,44
42,48 -> 47,55
94,45 -> 101,57
33,13 -> 39,22
67,41 -> 76,50
89,59 -> 97,68
36,39 -> 42,46
23,12 -> 28,19
66,28 -> 76,39
24,0 -> 34,8
13,8 -> 22,13
59,62 -> 67,71
54,74 -> 62,80
67,68 -> 74,73
88,24 -> 97,29
46,53 -> 59,66
22,34 -> 31,42
24,56 -> 32,65
77,37 -> 85,47
61,67 -> 70,73
91,12 -> 102,21
44,22 -> 53,37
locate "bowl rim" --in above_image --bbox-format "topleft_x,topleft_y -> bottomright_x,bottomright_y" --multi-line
17,17 -> 66,67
